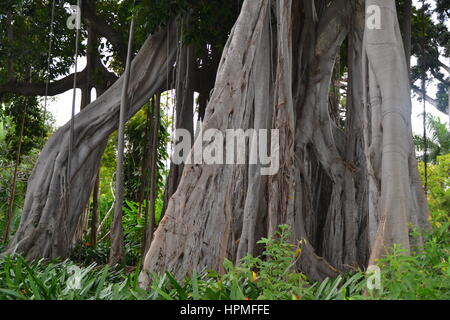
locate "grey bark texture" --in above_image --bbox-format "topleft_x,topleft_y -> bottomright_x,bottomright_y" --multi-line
163,19 -> 196,214
139,0 -> 428,285
364,0 -> 428,264
4,22 -> 178,260
4,0 -> 428,285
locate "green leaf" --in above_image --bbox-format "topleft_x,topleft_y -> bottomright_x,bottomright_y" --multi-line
166,272 -> 187,300
95,266 -> 110,300
192,271 -> 200,300
0,288 -> 26,300
223,259 -> 233,272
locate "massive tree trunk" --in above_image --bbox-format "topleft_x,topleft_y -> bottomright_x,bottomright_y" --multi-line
4,23 -> 178,260
364,0 -> 428,263
140,0 -> 346,283
139,0 -> 428,285
5,0 -> 428,284
163,19 -> 196,213
90,173 -> 100,248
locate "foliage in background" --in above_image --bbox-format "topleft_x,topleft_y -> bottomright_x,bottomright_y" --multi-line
124,103 -> 169,203
0,0 -> 83,88
72,98 -> 170,264
418,153 -> 450,218
0,98 -> 52,239
408,0 -> 449,115
414,114 -> 450,162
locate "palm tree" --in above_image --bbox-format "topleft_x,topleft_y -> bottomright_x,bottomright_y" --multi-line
414,113 -> 450,163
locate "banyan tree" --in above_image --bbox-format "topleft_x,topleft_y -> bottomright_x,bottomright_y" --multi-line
4,0 -> 429,283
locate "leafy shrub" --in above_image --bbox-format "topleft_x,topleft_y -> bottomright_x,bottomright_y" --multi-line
1,223 -> 448,300
365,202 -> 449,300
122,200 -> 164,265
122,201 -> 145,265
418,154 -> 450,218
70,242 -> 110,266
0,256 -> 136,300
371,243 -> 450,300
142,225 -> 366,301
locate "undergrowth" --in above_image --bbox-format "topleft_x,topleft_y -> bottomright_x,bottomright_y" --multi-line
0,222 -> 448,300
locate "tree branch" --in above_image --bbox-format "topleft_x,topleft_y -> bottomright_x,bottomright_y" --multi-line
0,70 -> 87,97
0,57 -> 118,99
6,13 -> 14,82
81,0 -> 127,66
430,67 -> 450,86
438,59 -> 449,73
412,85 -> 439,108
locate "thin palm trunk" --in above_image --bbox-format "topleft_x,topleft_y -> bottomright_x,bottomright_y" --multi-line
90,172 -> 100,248
142,94 -> 161,258
3,104 -> 27,243
140,98 -> 154,261
109,17 -> 136,266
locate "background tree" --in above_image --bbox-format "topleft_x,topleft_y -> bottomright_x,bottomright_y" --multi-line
408,1 -> 449,121
414,114 -> 450,162
0,95 -> 50,242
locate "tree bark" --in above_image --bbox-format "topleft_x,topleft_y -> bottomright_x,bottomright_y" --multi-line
364,0 -> 428,264
4,22 -> 178,260
5,1 -> 428,285
403,0 -> 412,72
140,0 -> 350,284
139,0 -> 428,285
6,13 -> 14,82
163,22 -> 195,214
140,1 -> 275,285
109,16 -> 136,266
142,94 -> 161,258
90,172 -> 100,248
